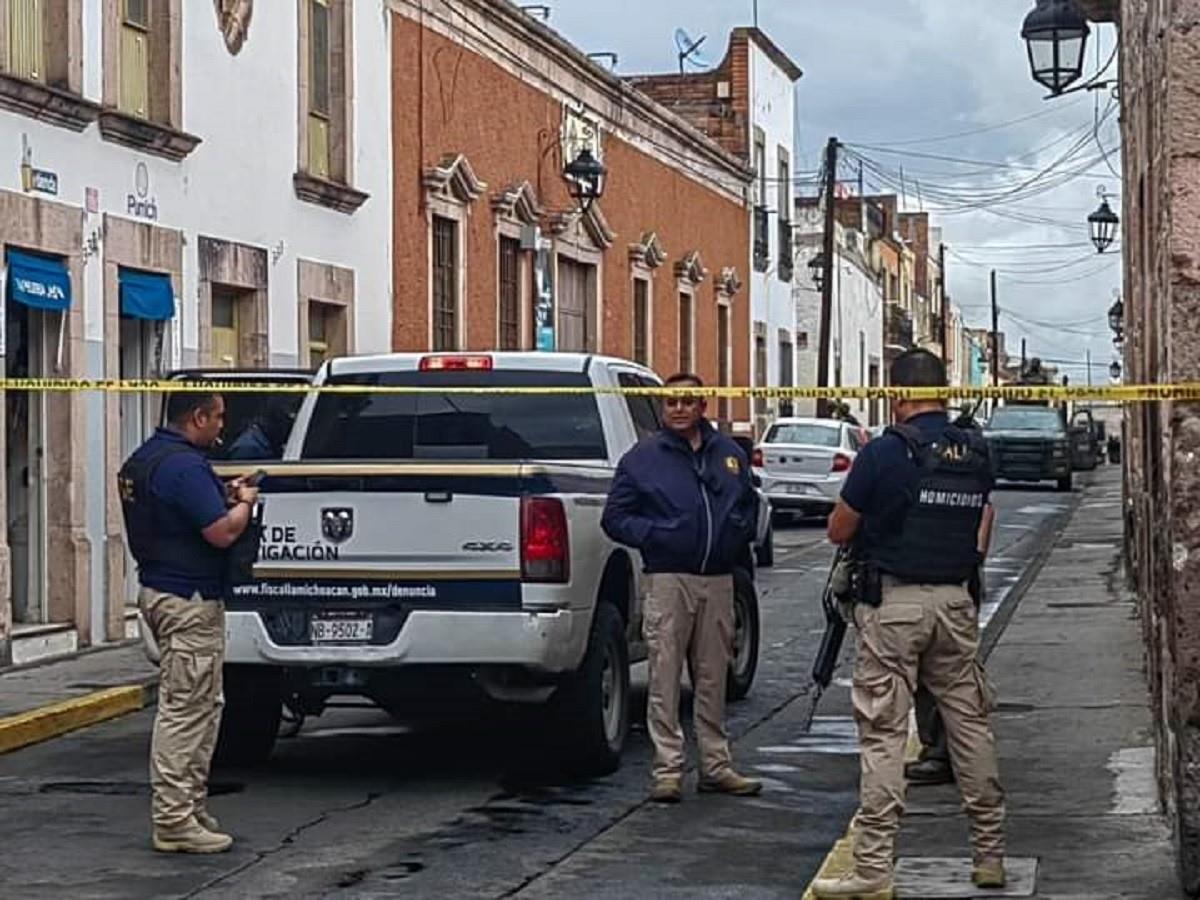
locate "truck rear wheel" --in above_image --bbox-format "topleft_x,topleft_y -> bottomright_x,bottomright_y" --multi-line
551,603 -> 630,778
727,567 -> 761,702
214,665 -> 283,767
1056,473 -> 1073,492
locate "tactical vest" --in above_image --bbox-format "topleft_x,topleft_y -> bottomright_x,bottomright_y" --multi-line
865,422 -> 991,584
118,441 -> 227,591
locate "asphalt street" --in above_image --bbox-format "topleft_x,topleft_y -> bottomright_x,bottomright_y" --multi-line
0,483 -> 1076,899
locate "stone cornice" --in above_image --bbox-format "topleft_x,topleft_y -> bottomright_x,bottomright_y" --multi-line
547,202 -> 616,250
293,172 -> 371,214
629,232 -> 668,269
676,251 -> 709,286
491,180 -> 542,224
0,73 -> 100,132
424,153 -> 487,203
97,109 -> 201,162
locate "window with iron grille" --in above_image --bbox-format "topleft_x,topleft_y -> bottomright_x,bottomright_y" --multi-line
678,292 -> 693,373
432,216 -> 458,351
633,279 -> 649,365
498,236 -> 521,350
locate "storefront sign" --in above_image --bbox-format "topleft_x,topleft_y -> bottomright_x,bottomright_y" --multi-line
20,163 -> 58,196
127,162 -> 159,220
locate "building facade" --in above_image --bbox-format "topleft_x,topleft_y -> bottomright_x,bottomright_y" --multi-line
0,0 -> 393,663
388,0 -> 753,425
794,200 -> 885,424
629,28 -> 802,436
1075,0 -> 1200,890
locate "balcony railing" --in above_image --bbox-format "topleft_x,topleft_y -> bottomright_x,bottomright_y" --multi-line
753,205 -> 769,272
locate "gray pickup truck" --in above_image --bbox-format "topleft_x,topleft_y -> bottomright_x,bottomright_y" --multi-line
983,403 -> 1073,492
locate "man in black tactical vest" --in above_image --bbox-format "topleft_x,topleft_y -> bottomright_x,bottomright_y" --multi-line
813,350 -> 1006,900
120,391 -> 259,854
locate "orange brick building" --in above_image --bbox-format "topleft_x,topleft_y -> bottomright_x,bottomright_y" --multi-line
389,0 -> 753,422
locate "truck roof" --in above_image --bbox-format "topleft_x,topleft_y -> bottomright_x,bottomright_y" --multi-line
324,352 -> 652,378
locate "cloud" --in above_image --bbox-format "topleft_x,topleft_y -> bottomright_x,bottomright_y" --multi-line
544,0 -> 1124,381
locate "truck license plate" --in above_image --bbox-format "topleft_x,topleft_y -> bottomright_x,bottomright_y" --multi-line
310,615 -> 373,644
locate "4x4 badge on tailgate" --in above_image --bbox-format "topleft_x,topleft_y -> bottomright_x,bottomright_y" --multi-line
321,508 -> 354,544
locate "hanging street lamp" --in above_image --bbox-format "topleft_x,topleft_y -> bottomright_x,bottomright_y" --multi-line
1089,189 -> 1120,253
808,251 -> 827,292
1110,359 -> 1122,381
563,147 -> 606,213
1021,0 -> 1091,96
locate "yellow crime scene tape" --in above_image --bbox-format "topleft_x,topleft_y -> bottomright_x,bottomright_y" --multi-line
0,376 -> 1194,402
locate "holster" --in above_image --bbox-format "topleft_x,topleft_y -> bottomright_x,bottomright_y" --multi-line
860,560 -> 883,608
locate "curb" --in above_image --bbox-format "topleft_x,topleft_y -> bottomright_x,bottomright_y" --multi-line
0,679 -> 157,755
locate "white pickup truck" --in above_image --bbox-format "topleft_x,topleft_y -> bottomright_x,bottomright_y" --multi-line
185,352 -> 768,776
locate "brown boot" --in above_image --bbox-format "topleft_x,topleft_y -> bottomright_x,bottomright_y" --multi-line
811,871 -> 894,899
972,858 -> 1006,888
649,776 -> 682,804
697,770 -> 763,796
153,819 -> 233,854
194,807 -> 221,832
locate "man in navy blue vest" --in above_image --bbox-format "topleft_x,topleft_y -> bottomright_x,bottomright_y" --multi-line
119,391 -> 258,854
813,350 -> 1005,899
603,373 -> 762,804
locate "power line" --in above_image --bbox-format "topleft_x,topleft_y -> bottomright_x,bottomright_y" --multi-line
846,97 -> 1087,148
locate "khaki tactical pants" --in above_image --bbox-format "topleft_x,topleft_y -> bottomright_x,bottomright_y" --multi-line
138,588 -> 226,831
644,572 -> 735,781
852,579 -> 1005,877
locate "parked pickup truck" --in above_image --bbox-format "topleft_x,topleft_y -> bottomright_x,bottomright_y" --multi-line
982,402 -> 1073,492
178,353 -> 767,777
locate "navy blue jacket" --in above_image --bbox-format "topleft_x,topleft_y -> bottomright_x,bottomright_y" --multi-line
602,421 -> 758,576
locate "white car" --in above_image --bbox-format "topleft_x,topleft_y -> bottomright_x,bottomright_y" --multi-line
752,417 -> 869,521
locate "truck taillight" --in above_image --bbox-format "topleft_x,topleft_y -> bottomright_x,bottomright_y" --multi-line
521,497 -> 569,583
752,447 -> 764,468
419,355 -> 493,371
832,453 -> 852,473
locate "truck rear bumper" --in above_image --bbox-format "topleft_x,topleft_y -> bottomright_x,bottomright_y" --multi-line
225,608 -> 588,674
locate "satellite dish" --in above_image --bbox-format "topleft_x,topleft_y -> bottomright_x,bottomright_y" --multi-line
674,27 -> 710,73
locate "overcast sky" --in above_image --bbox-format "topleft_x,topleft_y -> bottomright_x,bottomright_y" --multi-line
544,0 -> 1124,383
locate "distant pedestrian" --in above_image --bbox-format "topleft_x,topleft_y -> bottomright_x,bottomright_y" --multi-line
602,373 -> 762,804
119,392 -> 259,854
815,349 -> 1006,898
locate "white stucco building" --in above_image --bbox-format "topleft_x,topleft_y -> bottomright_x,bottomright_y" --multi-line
0,0 -> 392,663
746,33 -> 802,435
794,204 -> 885,426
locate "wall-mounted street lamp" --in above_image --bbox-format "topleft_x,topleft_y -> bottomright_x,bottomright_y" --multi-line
1110,359 -> 1122,381
1089,189 -> 1120,253
564,147 -> 606,214
1107,296 -> 1124,334
1021,0 -> 1090,96
808,251 -> 827,292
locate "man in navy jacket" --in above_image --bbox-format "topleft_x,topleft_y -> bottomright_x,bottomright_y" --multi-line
602,373 -> 762,803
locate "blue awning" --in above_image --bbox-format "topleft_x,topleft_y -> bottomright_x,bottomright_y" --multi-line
6,247 -> 70,312
119,267 -> 174,320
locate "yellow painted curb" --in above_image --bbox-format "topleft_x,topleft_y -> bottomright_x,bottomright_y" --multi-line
802,730 -> 923,898
0,685 -> 150,755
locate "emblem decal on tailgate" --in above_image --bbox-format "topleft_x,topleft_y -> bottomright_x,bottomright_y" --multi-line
321,508 -> 354,544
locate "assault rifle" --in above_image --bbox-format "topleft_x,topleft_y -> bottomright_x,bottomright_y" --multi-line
801,546 -> 850,732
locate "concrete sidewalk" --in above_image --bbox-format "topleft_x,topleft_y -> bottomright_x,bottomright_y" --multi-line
0,641 -> 156,754
885,466 -> 1181,898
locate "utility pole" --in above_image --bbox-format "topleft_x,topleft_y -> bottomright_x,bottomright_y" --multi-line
990,269 -> 999,388
1021,337 -> 1027,376
816,136 -> 838,419
939,242 -> 949,364
1087,348 -> 1092,387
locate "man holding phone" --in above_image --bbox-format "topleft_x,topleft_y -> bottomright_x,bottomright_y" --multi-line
119,392 -> 259,854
